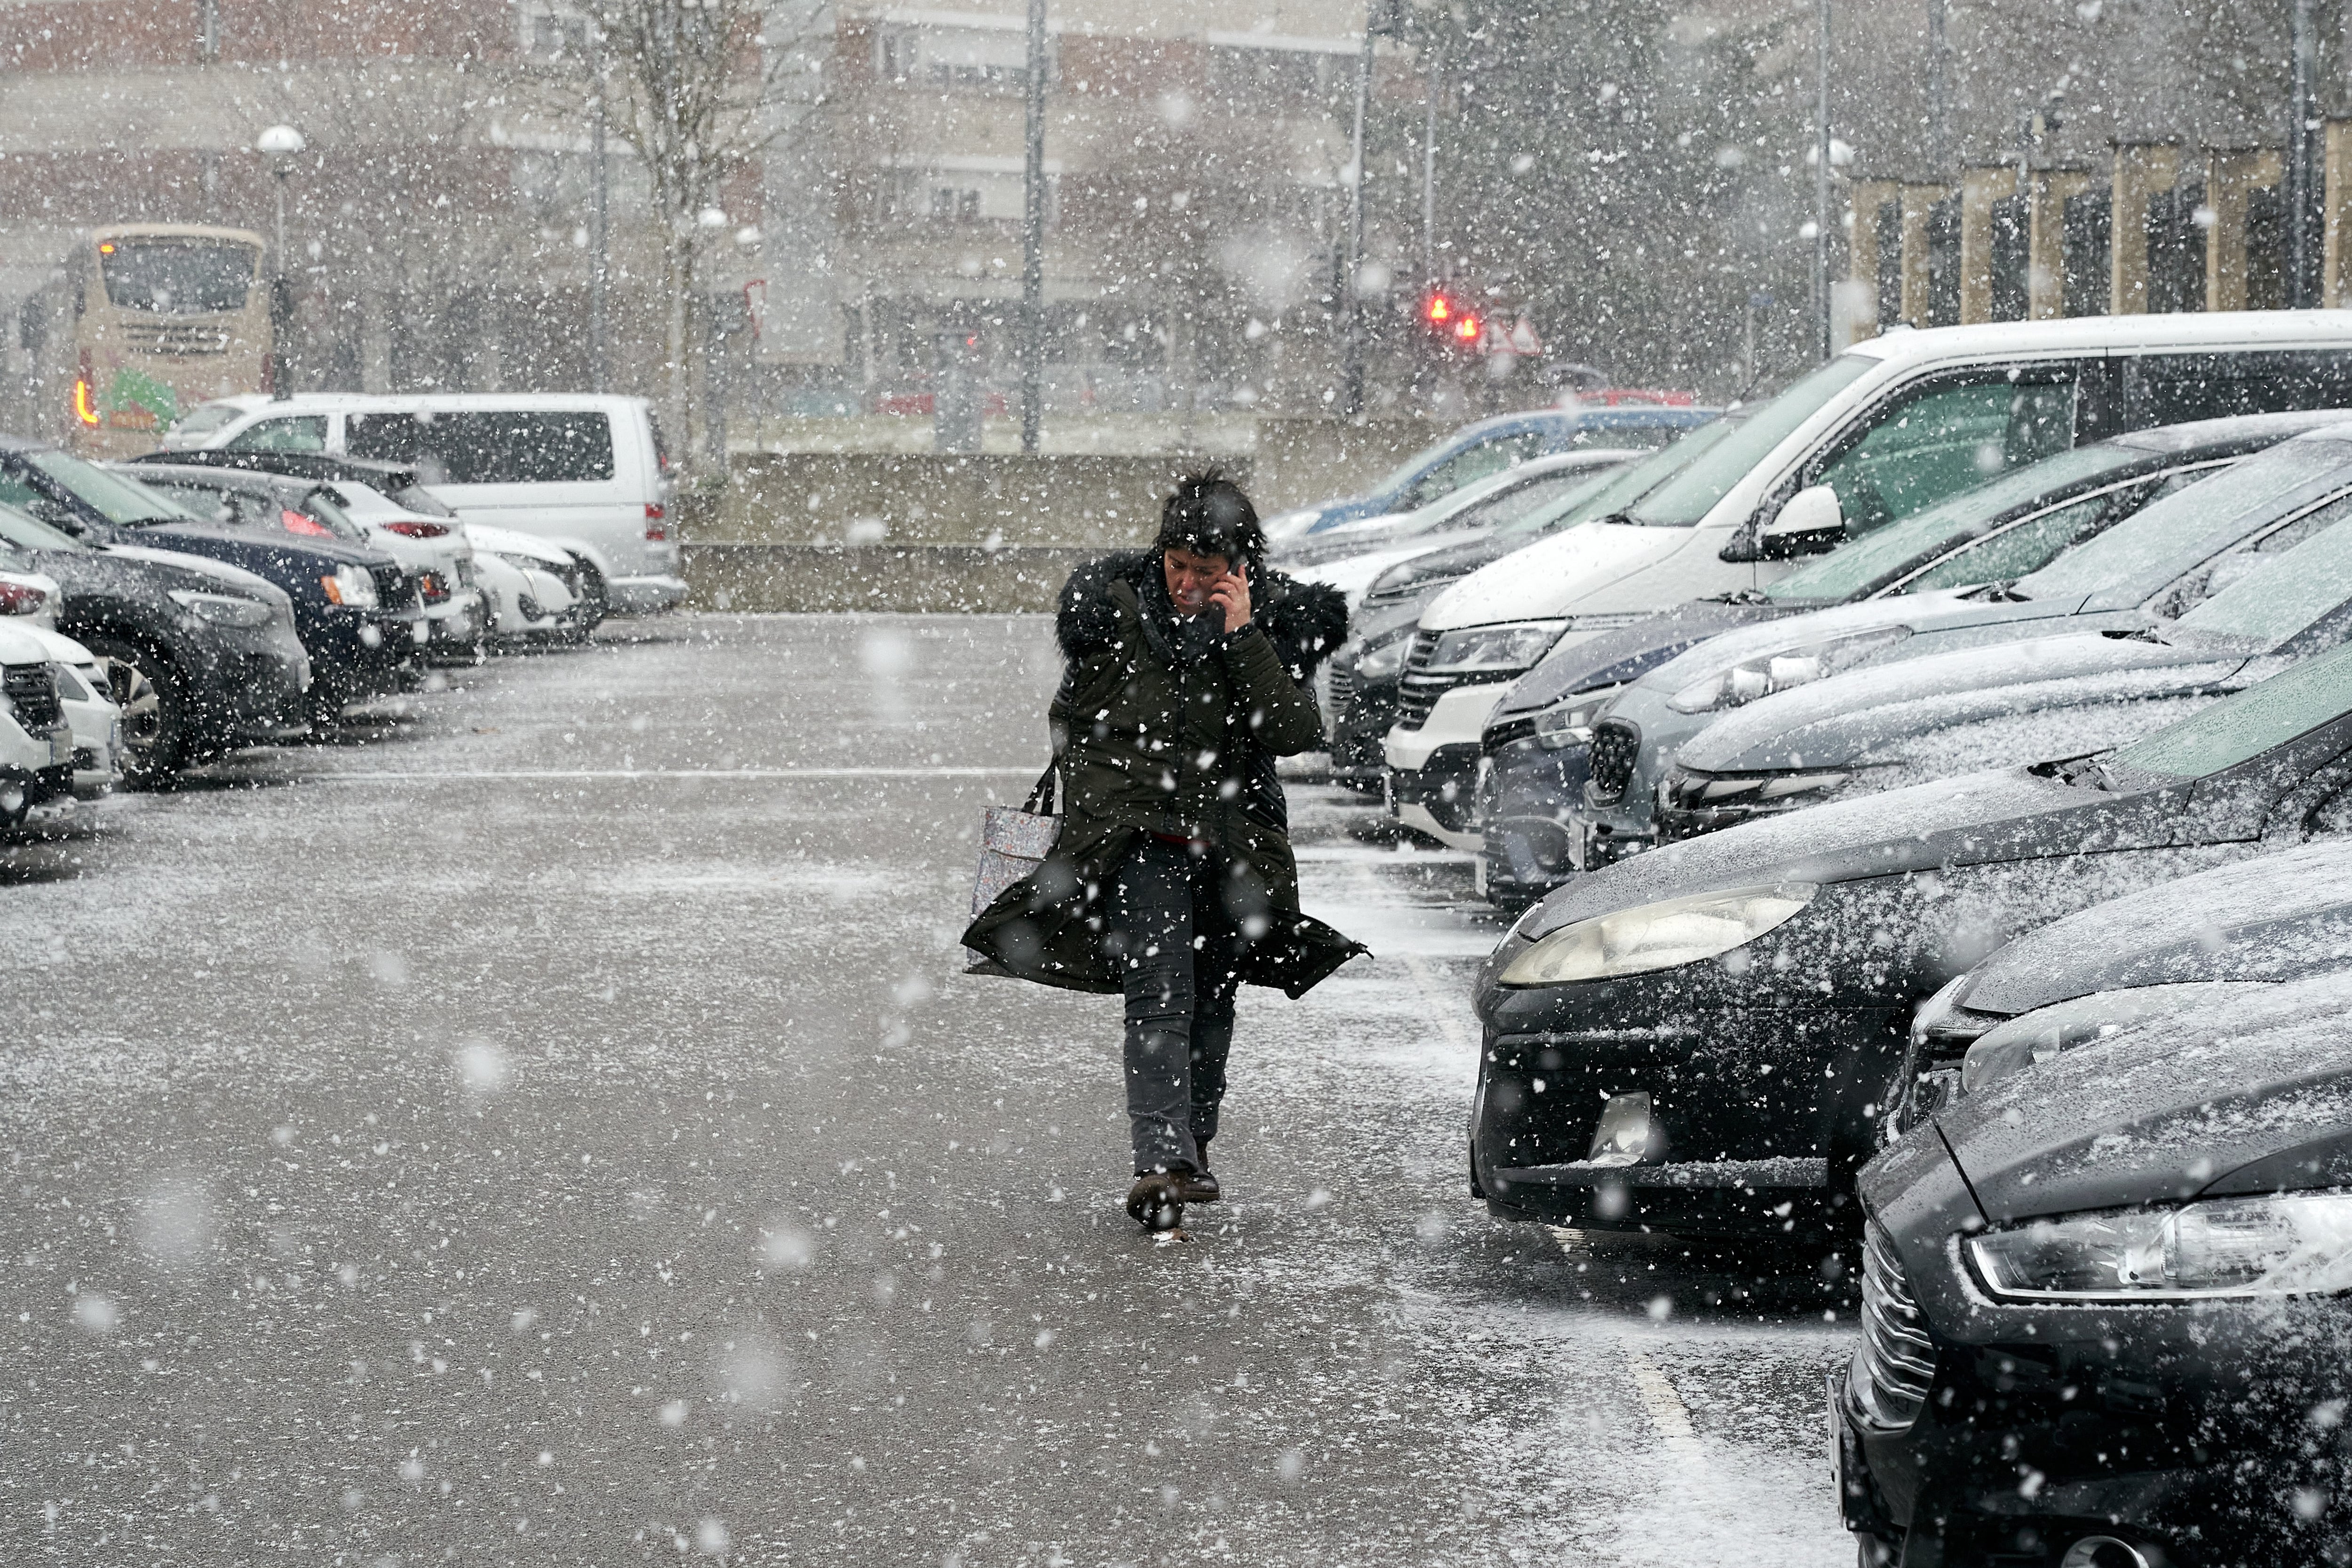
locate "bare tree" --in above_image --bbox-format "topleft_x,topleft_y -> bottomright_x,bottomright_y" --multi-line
561,0 -> 828,461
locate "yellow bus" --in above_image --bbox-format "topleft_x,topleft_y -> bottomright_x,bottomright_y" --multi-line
42,224 -> 272,456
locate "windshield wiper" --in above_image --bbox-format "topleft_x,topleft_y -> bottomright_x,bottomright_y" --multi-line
1964,578 -> 2032,603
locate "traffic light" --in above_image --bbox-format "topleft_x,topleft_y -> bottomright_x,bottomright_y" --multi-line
1419,287 -> 1484,357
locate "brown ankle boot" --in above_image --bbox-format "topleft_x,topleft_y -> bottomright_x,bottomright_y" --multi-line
1172,1139 -> 1221,1203
1125,1170 -> 1186,1231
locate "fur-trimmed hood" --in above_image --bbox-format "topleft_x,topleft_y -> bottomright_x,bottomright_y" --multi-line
1056,549 -> 1349,685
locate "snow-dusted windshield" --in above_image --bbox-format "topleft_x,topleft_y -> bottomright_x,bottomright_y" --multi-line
2170,503 -> 2352,648
0,502 -> 90,552
1527,416 -> 1739,532
1626,356 -> 1873,526
2011,438 -> 2352,603
1761,444 -> 2150,602
2113,641 -> 2352,779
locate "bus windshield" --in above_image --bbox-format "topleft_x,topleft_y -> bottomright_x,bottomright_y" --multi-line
100,240 -> 257,314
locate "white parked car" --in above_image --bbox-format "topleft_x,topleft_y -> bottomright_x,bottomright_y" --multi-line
165,392 -> 682,618
468,524 -> 580,641
0,617 -> 79,831
1383,310 -> 2352,844
0,571 -> 117,802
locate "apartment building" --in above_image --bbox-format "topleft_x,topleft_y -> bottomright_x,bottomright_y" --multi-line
0,0 -> 1421,436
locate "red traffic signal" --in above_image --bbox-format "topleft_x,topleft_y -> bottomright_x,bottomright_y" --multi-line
1421,288 -> 1484,350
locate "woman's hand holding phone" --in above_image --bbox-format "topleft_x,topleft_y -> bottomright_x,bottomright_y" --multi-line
1207,567 -> 1252,634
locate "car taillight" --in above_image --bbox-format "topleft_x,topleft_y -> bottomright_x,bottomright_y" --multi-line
417,572 -> 450,603
382,520 -> 449,539
0,579 -> 50,616
281,508 -> 334,537
644,502 -> 667,542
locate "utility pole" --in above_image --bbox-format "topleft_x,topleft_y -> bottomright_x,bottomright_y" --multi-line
590,24 -> 611,395
2289,0 -> 2319,307
1020,0 -> 1047,453
1339,2 -> 1381,419
1926,0 -> 1948,176
1814,0 -> 1832,360
1421,55 -> 1438,283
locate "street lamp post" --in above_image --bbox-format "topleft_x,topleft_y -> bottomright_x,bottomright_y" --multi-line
255,124 -> 305,398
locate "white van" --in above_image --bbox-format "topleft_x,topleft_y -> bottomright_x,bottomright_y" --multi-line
164,392 -> 684,614
1383,310 -> 2352,843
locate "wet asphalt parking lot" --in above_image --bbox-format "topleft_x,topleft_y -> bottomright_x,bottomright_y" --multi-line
3,614 -> 1853,1566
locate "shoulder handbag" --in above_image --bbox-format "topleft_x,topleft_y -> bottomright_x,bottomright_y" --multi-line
970,761 -> 1062,917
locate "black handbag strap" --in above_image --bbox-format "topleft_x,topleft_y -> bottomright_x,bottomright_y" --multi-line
1021,760 -> 1058,816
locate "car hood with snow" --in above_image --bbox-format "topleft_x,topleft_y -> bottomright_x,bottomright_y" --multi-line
1418,521 -> 1705,630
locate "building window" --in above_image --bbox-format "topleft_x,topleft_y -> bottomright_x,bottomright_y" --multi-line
1204,39 -> 1350,110
523,4 -> 589,63
886,166 -> 1056,228
876,24 -> 1047,93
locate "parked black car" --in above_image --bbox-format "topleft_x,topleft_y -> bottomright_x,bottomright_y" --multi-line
1651,477 -> 2352,845
1841,968 -> 2352,1567
1476,411 -> 2349,906
1897,835 -> 2352,1132
0,503 -> 309,784
1468,640 -> 2352,1241
0,438 -> 418,727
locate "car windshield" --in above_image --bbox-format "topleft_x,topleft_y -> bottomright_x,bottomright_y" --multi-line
1627,355 -> 1876,526
1507,417 -> 1740,536
2110,640 -> 2352,779
302,488 -> 369,542
168,401 -> 246,439
26,449 -> 198,526
1367,429 -> 1500,500
1449,467 -> 1613,534
2171,504 -> 2352,648
1487,467 -> 1624,541
2010,438 -> 2352,603
388,483 -> 457,519
0,501 -> 91,552
1760,444 -> 2145,603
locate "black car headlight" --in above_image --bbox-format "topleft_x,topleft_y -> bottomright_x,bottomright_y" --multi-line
1971,1190 -> 2352,1301
1958,982 -> 2274,1096
1665,626 -> 1910,714
1356,628 -> 1413,680
168,588 -> 273,628
1667,766 -> 1853,810
1499,882 -> 1816,985
1426,621 -> 1565,675
1533,690 -> 1615,750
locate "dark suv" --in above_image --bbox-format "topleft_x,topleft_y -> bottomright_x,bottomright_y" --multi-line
0,503 -> 309,785
0,438 -> 416,729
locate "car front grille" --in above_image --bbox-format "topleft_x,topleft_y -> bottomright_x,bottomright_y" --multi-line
1846,1220 -> 1936,1431
1395,629 -> 1445,730
377,565 -> 421,611
1587,717 -> 1640,803
2,662 -> 64,732
1327,661 -> 1357,722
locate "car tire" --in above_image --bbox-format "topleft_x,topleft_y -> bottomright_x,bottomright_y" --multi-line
81,632 -> 194,788
307,685 -> 350,738
568,558 -> 608,640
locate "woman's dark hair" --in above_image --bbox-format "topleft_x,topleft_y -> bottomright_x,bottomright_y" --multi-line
1155,470 -> 1263,566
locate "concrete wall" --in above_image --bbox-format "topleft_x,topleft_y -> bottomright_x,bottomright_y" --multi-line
683,414 -> 1448,610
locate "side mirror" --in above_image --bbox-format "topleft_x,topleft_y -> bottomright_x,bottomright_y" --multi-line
1756,485 -> 1847,560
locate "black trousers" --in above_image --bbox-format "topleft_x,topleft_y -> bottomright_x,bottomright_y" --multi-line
1106,835 -> 1258,1173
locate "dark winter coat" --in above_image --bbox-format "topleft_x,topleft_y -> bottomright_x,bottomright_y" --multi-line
962,549 -> 1366,998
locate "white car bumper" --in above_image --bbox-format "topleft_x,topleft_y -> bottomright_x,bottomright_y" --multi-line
1383,684 -> 1508,773
609,574 -> 689,613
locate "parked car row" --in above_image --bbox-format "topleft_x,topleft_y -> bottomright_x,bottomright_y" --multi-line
0,398 -> 677,828
1284,313 -> 2352,1567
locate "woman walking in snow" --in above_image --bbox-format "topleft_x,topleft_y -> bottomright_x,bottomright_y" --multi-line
963,472 -> 1363,1230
